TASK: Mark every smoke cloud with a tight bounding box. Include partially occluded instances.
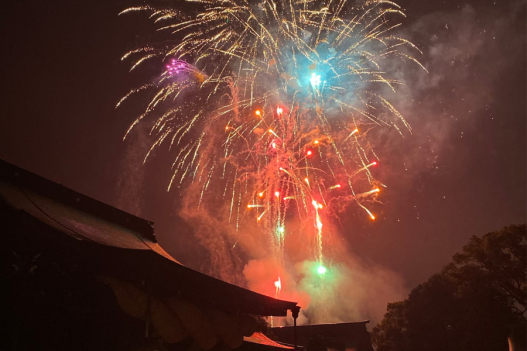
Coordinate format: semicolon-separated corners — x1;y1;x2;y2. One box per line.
374;1;525;183
178;172;407;325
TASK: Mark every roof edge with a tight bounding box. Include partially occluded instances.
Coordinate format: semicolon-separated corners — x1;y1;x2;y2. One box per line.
0;158;156;242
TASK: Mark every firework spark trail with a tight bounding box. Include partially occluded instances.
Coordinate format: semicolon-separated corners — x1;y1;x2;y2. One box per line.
119;0;424;291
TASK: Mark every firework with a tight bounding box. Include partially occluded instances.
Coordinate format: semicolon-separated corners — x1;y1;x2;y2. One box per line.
274;277;282;297
119;0;424;286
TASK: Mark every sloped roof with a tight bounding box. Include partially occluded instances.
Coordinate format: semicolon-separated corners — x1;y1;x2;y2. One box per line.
0;158;298;317
244;332;294;350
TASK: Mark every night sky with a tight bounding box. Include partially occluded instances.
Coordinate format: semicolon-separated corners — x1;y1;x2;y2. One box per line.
0;0;525;305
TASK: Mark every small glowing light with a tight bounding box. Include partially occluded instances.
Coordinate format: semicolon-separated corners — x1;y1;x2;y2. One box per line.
276;106;283;116
274;191;280;198
317;265;327;275
269;129;279;138
318;203;323;209
306;150;313;156
372;161;378;166
225;126;229;131
314;140;319;144
278;226;285;234
257;211;267;221
258;192;264;197
255;109;261;116
365;188;381;195
304;177;309;185
345;128;359;140
274;277;281;290
310;73;321;88
272;142;277;149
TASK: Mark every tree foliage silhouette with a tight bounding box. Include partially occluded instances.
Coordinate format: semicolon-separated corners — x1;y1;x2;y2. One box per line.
371;224;526;351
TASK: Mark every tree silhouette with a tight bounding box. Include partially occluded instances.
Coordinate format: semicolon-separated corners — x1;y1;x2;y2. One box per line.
372;224;526;351
451;224;526;317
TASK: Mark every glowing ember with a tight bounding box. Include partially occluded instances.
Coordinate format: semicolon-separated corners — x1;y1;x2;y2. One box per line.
309;73;321;88
274;277;281;290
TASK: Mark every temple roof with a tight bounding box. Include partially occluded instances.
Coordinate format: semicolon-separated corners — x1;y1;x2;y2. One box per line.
0;158;298;317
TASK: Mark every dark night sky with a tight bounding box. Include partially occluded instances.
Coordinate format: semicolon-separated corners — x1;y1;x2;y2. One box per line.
0;0;525;294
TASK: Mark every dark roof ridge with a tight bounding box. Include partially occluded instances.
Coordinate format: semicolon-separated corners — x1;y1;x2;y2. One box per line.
0;158;156;242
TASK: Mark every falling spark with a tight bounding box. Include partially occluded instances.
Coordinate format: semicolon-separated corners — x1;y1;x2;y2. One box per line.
359;203;376;220
313;200;324;262
269;129;279;138
345;128;359;140
366;188;380;195
274;277;282;293
257;210;267;221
